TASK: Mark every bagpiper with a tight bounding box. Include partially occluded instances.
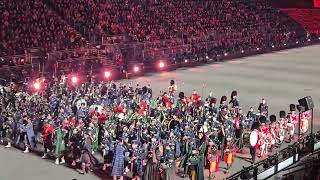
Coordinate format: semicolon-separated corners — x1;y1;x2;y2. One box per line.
41;120;54;159
207;137;220;179
258;122;269;157
130;140;144;180
224;130;236;173
300;111;310;135
161;151;176;180
168;80;177;100
279;110;287;144
249;126;260;164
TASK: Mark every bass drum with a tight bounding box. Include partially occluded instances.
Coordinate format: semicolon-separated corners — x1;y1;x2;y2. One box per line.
250;130;258;147
242;129;251;146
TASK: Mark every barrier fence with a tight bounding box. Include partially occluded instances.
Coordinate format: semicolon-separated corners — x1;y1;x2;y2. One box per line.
226;131;320;180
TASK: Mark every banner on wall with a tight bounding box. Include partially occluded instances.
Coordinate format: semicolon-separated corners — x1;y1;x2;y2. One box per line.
315;0;320;8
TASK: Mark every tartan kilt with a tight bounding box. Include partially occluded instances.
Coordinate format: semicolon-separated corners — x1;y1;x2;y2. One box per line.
111;145;125;176
111;158;124;176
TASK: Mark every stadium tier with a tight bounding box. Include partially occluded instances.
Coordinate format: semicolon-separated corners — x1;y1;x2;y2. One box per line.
1;0;320;84
0;0;89;56
1;0;307;55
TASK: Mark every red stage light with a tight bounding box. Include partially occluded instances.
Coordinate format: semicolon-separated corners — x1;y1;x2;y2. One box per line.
104;71;111;78
133;66;140;73
71;76;78;84
33;82;41;90
159;61;165;68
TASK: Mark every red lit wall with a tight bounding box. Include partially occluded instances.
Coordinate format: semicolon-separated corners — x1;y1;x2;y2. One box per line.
315;0;320;7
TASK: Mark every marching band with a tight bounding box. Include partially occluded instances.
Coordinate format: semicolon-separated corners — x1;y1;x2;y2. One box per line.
0;79;311;179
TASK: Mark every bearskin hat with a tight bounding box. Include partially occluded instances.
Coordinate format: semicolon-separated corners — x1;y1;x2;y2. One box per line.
220;95;227;104
210;97;217;104
270;114;276;123
279;110;286;118
231;90;237;99
179;92;184;99
289;104;296;112
170;80;175;86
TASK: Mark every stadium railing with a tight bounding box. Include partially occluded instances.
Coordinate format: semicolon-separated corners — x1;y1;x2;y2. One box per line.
225;130;320;180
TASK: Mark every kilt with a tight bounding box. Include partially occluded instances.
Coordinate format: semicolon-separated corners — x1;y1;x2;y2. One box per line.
209;162;217;173
112;144;125;176
81;152;91;164
104;151;114;164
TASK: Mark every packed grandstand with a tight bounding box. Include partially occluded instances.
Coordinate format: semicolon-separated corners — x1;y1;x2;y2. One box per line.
1;0;320;83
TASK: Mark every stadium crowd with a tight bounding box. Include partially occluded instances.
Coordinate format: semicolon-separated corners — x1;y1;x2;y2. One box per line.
0;0;308;59
1;0;317;86
48;0;306;43
45;0;309;66
0;0;88;56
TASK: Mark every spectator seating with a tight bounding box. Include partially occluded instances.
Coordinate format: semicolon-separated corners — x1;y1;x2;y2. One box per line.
1;0;308;61
0;0;88;56
48;0;306;47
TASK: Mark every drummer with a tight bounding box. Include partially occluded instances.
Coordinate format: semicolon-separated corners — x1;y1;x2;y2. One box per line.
249;126;260;164
246;107;256;129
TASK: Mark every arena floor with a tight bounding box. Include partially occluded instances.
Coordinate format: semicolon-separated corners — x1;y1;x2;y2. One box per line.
1;44;320;180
